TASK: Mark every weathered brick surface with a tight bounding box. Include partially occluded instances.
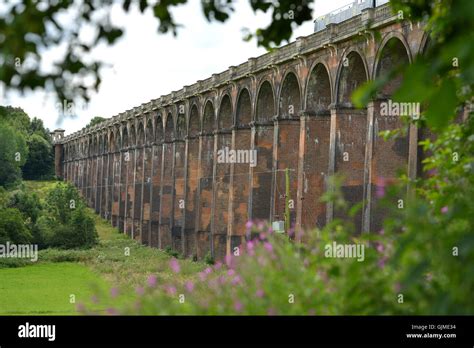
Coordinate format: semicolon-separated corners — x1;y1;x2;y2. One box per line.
57;5;429;259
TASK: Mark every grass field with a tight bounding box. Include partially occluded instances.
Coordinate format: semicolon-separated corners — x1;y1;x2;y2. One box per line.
0;180;206;315
0;263;109;315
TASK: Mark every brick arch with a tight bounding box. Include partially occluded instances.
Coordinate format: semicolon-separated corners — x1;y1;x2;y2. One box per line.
305;61;332;113
202;100;215;132
278;70;302;118
419;31;432;56
129;124;136;146
218;93;233;129
165;113;174;142
136;121;145;146
236;87;252;126
336;49;369;107
188;103;200;137
145;119;153;144
155;114;163;142
109;130;116;152
121;126;129;148
98;133;104;154
256;79;275;122
176;112;186;140
90;136;96;156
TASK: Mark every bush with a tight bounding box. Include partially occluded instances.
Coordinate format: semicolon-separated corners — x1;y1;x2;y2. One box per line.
34;182;98;249
49;209;98;249
0;208;32;244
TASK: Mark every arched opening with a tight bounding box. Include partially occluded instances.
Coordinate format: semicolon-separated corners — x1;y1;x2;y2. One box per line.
279;72;301;118
136;122;145;146
189;104;200;137
256;80;275;122
376;37;410;97
218;94;232;129
155;115;163;142
236;88;252;126
306;63;331;113
202;101;215;132
146;120;153;145
129;125;136;146
165;114;174;142
122;127;129;148
109;131;115;153
176;113;186;140
337;51;367;106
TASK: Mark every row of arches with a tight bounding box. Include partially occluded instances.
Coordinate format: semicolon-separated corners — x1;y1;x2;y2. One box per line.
65;35;412;161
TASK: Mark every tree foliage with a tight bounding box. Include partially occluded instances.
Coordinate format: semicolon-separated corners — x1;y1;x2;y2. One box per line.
0;0;313;106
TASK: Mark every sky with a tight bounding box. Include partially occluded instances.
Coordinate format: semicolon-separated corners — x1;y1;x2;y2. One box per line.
2;0;354;135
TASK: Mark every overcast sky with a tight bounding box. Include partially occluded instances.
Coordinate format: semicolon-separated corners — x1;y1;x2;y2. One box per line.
3;0;353;135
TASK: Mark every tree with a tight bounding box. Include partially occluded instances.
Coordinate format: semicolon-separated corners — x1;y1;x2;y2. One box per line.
22;134;54;180
29;117;51;142
86;116;106;128
0;122;28;188
0;0;313;107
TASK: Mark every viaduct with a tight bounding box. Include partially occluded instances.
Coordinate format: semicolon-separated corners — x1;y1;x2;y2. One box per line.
52;3;430;260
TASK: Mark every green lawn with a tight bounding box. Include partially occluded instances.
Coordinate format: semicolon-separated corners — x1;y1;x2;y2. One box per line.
0;262;109;315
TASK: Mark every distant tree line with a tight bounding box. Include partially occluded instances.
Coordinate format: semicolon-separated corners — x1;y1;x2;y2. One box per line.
0;106;55;187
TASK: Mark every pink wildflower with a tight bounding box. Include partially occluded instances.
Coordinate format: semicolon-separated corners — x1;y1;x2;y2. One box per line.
110;287;119;298
234;301;243;312
185;281;194;292
263;242;273;253
441;206;448;214
169;258;180;273
147;275;157;288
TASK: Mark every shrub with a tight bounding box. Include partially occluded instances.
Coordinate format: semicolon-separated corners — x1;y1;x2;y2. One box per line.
49;209;98;249
0;208;32;244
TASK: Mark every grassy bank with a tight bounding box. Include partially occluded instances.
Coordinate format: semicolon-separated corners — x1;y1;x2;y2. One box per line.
0;180;206;315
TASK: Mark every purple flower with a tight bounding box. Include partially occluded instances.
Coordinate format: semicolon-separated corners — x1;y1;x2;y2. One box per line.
213;261;223;270
256;289;265;298
377;257;387;269
110;287;119;298
147;275;157;288
204;267;212;274
231;275;242;285
227;269;235;277
376;243;384;253
263;242;273;253
441;206;448;214
245;220;253;230
225;254;234;268
76;303;85;312
246;240;255;251
166;285;177;296
169;258;180;273
91;295;99;304
199;272;207;282
106;307;119;315
267;307;277;316
185;281;194;292
135;287;145;296
234;301;243;312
